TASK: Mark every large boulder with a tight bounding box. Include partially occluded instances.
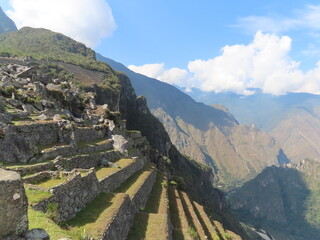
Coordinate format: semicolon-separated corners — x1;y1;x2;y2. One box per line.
0;169;28;238
25;228;50;240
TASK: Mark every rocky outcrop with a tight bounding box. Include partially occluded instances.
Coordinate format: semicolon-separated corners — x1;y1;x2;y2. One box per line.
0;169;28;238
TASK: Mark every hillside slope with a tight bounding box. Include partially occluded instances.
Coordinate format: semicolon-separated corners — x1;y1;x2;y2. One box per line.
98;55;287;188
0;27;250;239
0;7;17;35
183;89;320;163
229;160;320;240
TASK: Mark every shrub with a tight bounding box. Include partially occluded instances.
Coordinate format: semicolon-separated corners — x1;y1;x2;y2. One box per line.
161;181;168;188
45;202;59;222
1;85;16;97
170;181;178;187
222;232;232;240
188;227;198;238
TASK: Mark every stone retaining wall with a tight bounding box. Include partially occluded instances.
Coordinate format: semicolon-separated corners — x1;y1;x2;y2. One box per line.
101;194;133;240
50;170;100;221
7;161;56;177
22;171;57;184
13;122;60;146
74;126;106;143
102;168;157;239
131;168;157;212
0;122;109;163
100;157;146;192
54;150;122;171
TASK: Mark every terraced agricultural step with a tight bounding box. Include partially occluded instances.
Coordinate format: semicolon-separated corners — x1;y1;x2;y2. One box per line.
54;150;123;170
127;172;171;240
116;164;157;212
67;192;133;240
37;138;113;162
192;201;220;240
99;157;146;193
3;160;55;176
169;187;192;240
67;165;156;240
180;191;207;240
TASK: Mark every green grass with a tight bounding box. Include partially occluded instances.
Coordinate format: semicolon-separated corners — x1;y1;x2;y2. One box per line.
28;207;77;239
143;172;164;213
36;176;67;188
95;158;134;180
66;192;124;239
126;171;169;240
25;188;53;204
4;160;51;169
28;192;122;239
77;138;109;149
115;164;153;196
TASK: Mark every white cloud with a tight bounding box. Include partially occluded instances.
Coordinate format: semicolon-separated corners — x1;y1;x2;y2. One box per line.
128;63;191;86
129;32;320;95
233;4;320;34
7;0;116;47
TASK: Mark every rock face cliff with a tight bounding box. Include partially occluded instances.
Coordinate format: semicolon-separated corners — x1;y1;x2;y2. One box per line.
97;55;287;188
0;27;250;239
0;7;17;35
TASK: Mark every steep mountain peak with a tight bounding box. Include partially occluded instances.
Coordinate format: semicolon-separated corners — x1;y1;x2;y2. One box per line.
0;7;17;34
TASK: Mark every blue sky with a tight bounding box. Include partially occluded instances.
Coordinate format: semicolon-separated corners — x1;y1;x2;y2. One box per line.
2;0;320;95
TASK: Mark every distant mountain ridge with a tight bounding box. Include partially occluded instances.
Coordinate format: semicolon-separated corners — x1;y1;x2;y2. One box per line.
181;88;320;163
0;7;17;34
98;55;288;188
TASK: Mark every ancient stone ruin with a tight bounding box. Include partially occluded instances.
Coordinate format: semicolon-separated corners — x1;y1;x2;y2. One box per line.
0;59;241;240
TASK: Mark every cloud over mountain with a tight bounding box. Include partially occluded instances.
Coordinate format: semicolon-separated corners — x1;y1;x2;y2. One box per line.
129;31;320;95
7;0;116;47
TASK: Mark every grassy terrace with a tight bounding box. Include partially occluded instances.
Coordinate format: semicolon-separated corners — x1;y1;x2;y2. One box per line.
95;158;135;181
25;187;53;205
3;160;51;169
127;172;170;240
192;201;221;240
115;163;154;196
28;191;127;239
38;142;68;152
180;191;206;240
77;138;110;149
169;187;191;240
28;163;152;239
66;193;126;239
34;172;67;188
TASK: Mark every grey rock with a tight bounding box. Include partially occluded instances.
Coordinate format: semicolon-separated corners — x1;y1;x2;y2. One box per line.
22;104;36;113
112;134;129;154
25;228;50;240
46;83;61;92
0;169;28;238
